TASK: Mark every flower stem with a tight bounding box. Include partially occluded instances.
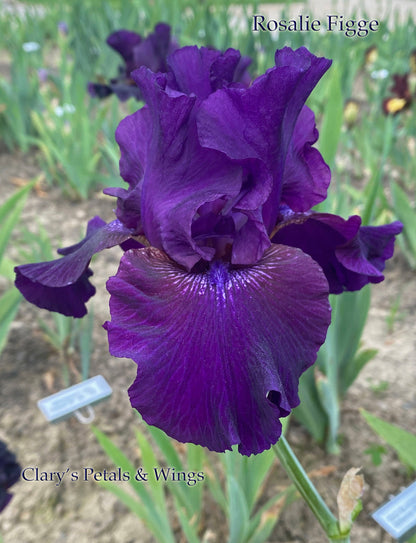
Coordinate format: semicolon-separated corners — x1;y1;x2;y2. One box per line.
273;436;349;542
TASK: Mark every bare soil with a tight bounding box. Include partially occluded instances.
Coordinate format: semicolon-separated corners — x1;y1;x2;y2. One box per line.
0;142;415;543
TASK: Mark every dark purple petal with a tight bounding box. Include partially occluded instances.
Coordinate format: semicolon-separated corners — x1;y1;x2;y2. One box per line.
122;47;330;267
231;208;271;265
15;219;133;317
234;54;252;86
107;29;142;72
198;67;291;162
335;221;403;290
87;81;114;99
166;46;248;98
107;81;142;102
88;80;142;102
0;440;21;513
167;46;226;97
131;23;177;74
104;107;152;233
389;73;411;100
211;48;251;89
57;215;106;255
115;107;148;186
281;106;330;212
272;212;403;293
272;212;361;293
120;238;145;251
15;267;95;318
197;47;331;232
127;67;243;269
107;24;177;77
104;245;330;455
89;24;178;103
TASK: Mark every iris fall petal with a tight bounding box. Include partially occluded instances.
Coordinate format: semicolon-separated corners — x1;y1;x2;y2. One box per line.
104;245;331;455
272;212;403;293
14;218;133;317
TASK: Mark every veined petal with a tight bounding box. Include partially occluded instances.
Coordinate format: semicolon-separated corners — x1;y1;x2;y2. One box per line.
15;219;133;317
104;245;330;455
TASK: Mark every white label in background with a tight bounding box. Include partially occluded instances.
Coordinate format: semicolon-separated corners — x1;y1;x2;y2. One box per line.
37;375;112;423
372;481;416;542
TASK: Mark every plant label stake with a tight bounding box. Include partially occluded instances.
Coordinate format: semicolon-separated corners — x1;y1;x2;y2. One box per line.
37;375;112;424
372;481;416;542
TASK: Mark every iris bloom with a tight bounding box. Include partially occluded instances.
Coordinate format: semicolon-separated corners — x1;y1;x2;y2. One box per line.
15;46;402;455
0;440;21;513
88;23;178;101
383;73;412;115
383;50;416;114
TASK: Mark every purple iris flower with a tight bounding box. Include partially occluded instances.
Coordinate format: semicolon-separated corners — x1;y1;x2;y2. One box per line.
88;23;179;102
0;440;21;513
15;46;402;455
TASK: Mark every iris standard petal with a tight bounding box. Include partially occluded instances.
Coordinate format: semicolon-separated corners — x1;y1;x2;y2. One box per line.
234;54;252;86
131;23;176;74
231;208;271;265
107;25;176;75
197;47;330;165
129;67;243;268
106;29;142;71
281;105;330;212
167;46;247;98
167;46;222;98
104;107;153;233
104;244;330;455
89;24;178;103
14;219;133;317
197;47;331;232
272;212;403;293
